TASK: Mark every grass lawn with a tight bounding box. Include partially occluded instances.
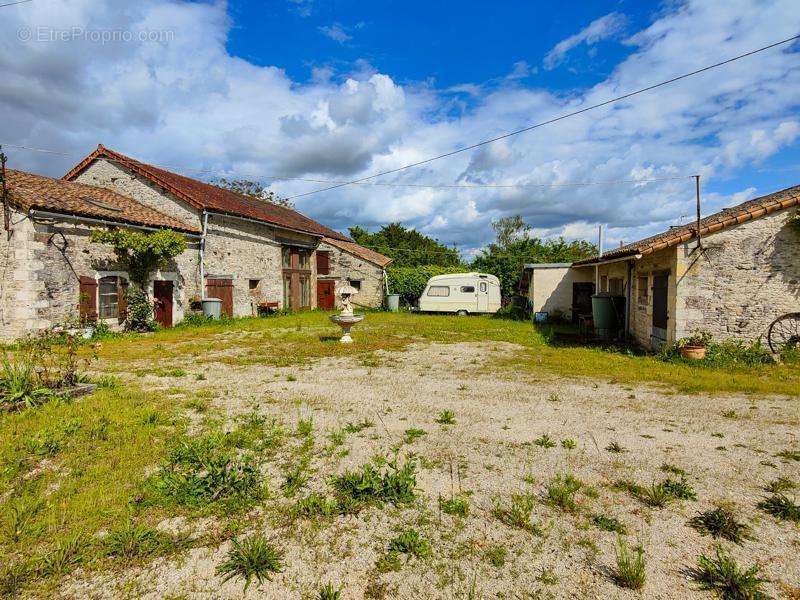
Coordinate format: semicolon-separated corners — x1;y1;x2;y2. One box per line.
1;311;797;598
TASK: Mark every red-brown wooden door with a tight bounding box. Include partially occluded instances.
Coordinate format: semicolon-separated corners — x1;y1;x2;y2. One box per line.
153;280;174;328
206;278;234;317
317;280;335;310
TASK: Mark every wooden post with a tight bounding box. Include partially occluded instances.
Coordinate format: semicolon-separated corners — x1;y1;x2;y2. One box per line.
0;147;10;239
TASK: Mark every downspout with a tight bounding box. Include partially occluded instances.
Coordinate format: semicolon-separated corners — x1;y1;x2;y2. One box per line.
625;259;634;341
199;211;208;299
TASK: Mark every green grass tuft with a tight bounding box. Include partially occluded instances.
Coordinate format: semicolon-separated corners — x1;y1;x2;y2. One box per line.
757;494;800;523
592;513;627;534
216;535;284;590
435;410;456;425
613;537;646;590
690;545;769;599
688;506;752;544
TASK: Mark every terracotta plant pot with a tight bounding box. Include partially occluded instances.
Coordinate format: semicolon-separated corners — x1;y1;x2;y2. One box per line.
679;345;707;360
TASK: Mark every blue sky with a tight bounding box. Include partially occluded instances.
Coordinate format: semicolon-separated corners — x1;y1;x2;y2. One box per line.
2;0;799;253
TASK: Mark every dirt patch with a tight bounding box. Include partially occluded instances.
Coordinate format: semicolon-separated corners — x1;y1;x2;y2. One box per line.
62;342;799;599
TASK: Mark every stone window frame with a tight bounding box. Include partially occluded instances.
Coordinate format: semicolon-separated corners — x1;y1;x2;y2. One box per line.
637;275;649;306
93;270;130;325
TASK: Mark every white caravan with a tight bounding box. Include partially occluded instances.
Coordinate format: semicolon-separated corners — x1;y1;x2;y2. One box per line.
418;273;501;315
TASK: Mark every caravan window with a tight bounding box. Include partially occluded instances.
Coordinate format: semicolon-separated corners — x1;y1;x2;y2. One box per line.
479;282;487;293
460;285;475;293
427;286;450;297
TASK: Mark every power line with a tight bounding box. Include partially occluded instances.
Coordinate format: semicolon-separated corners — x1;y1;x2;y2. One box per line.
0;142;695;190
284;34;800;201
0;0;33;8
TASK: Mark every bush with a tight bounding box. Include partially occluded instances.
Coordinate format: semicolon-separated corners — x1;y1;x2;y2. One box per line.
124;287;156;332
386;265;466;305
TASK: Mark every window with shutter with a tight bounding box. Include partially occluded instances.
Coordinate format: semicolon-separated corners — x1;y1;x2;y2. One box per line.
316;251;330;275
78;276;98;323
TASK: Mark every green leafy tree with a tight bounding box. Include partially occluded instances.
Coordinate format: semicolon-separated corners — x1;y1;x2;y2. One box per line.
349;223;462;268
471;216;597;299
386;265;465;305
215;178;294;209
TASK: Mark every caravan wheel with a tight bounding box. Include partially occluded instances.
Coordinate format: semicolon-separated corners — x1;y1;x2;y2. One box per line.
456;310;468;316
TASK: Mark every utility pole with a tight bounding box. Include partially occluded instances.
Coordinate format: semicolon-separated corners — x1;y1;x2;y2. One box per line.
595;224;603;290
694;174;702;250
0;146;10;239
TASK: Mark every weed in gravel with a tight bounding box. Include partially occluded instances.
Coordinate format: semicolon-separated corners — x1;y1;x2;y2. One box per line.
613;537;646;590
317;583;343;600
493;493;542;534
2;496;41;543
330;456;417;511
547;393;560;402
637;482;672;508
296;418;313;437
536;568;559;585
103;522;166;559
722;410;738;419
764;476;795;494
689;545;769;599
688;506;752;544
343;420;374;434
439;494;469;517
216;535;284;590
387;529;431;560
375;550;403;573
484;544;507;567
282;456;311;498
403;428;427;444
660;463;688;477
605;441;627;454
561;438;577;450
776;449;800;461
662;477;698;501
757;494;800;523
37;535;84;576
534;434;556;449
154;368;186;377
291;493;339;519
592;514;627;534
435;410;456;425
546;473;584;513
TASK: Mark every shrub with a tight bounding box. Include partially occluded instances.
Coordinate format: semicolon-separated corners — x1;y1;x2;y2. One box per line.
613;537;646;590
757;494;800;523
690;545;769;599
216;535;284;590
329;456;417;511
0;355;52;410
688;506;752;544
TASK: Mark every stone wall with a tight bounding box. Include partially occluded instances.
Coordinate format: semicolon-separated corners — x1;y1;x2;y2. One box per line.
74;159;201;229
0;213;200;341
675;207;800;342
318;241;385;308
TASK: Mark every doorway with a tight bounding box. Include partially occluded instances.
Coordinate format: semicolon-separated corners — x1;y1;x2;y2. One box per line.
651;272;669;347
571;282;595;323
477;281;488;312
317;280;335;310
153;280;174;328
206;278;234;317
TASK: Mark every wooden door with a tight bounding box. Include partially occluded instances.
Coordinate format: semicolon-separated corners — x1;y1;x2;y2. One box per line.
153;280;174;328
206;278;234;317
317;280;335;310
651;272;669;343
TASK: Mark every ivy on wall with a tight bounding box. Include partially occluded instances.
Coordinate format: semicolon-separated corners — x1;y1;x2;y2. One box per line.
90;228;187;288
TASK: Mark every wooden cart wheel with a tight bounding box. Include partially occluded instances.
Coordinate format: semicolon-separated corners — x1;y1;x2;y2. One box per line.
767;312;800;354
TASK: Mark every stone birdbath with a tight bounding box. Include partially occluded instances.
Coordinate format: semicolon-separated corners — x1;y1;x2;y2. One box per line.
329;284;364;343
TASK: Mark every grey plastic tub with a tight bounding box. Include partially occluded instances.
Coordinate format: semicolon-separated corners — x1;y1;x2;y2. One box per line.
202;298;222;319
386;294;400;312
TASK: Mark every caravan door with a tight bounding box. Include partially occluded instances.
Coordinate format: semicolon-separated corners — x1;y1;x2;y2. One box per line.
477;281;489;312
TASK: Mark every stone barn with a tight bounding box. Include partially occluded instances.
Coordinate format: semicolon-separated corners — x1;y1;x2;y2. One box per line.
522;184;800;350
316;237;392;310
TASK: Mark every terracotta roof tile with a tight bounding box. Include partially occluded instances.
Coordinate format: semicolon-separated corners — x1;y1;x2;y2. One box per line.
323;236;392;267
574;184;800;265
63;145;351;241
6;169;200;233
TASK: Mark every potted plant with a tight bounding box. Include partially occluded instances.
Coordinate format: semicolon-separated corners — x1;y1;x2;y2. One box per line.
677;330;712;360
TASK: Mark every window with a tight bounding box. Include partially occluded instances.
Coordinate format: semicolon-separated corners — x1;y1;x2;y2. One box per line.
609;277;624;295
460;286;475;293
249;279;260;290
298;250;310;270
479;282;487;293
637;276;649;304
282;247;292;269
427;286;450;297
348;279;362;290
283;275;291;308
98;275;127;319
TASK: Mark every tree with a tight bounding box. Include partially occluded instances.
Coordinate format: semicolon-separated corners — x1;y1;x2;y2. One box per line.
215;178;295;209
348;223;462;268
471;215;597;299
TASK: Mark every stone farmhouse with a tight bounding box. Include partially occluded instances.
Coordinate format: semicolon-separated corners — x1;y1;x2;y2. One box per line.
523;184;800;349
0;145;390;341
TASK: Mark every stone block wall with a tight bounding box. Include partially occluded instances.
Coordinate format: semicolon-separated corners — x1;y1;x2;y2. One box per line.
0;211;39;339
318;241;385;308
675;207;800;342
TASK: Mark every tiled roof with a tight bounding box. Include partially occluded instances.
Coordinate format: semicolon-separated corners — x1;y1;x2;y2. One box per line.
6;169;200;233
322;236;393;267
574;184;800;265
63;145;351;241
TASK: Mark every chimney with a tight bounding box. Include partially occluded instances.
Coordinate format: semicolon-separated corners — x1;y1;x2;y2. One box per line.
619;240;624;248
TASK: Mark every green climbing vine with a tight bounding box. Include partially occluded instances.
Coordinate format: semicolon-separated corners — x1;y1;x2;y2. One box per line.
90;228;187;288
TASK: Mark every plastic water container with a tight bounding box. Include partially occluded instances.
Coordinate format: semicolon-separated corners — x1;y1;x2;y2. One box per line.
202;298;222;319
386;294;400;312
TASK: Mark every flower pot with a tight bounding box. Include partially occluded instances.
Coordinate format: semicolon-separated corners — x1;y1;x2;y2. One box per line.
680;345;707;360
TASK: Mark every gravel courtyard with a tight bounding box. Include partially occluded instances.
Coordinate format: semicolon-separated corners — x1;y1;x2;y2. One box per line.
62;338;800;600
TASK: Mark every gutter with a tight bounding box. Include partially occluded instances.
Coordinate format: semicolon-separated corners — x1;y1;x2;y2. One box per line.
28;209;201;238
199;210;208;298
573;252;643;268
